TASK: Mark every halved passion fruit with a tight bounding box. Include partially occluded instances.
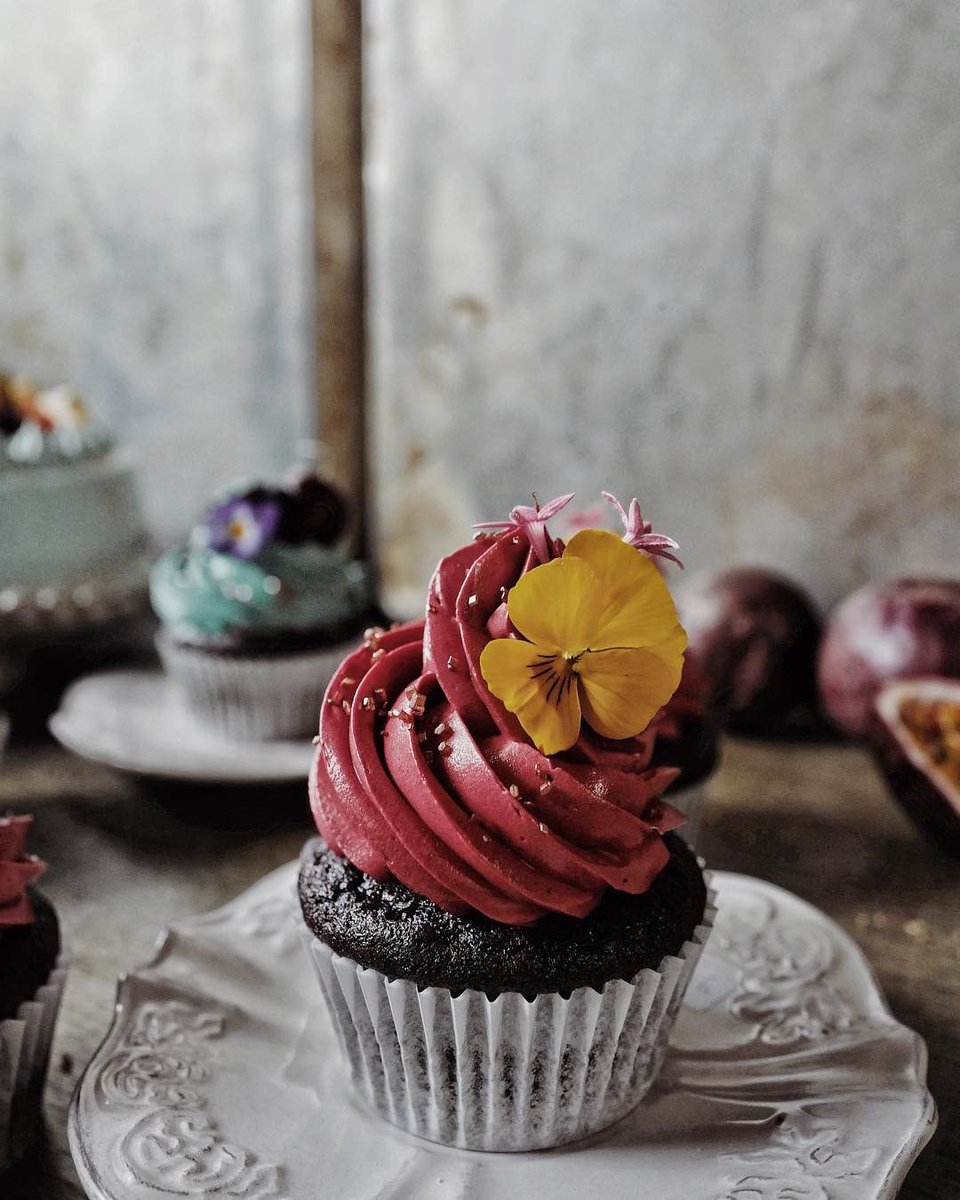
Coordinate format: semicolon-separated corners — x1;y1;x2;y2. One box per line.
871;678;960;855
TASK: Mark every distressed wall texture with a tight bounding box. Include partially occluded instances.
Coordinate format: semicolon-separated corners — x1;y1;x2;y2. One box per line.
0;0;313;542
366;1;960;615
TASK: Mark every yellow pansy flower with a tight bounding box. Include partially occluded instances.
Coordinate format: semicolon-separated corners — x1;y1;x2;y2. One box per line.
480;529;687;755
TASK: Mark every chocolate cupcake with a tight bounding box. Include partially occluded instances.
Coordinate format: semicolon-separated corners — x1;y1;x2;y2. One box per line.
299;493;715;1151
0;814;68;1171
150;469;380;740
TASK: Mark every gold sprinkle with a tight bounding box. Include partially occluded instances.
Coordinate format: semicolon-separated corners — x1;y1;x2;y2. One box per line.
508;784;520;798
311;734;321;745
388;709;400;719
341;699;351;713
538;822;548;834
371;648;385;662
499;586;507;602
397;710;415;725
447;655;458;671
434;723;447;737
539;780;554;794
437;741;452;757
426;602;438;615
342;676;356;688
467;594;478;608
904;918;930;941
361;696;374;711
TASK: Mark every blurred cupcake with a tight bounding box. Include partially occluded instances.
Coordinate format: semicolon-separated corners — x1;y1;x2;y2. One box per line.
150;470;379;741
0;814;67;1171
649;656;721;846
299;492;714;1151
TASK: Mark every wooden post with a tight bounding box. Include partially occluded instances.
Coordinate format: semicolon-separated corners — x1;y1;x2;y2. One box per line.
311;0;367;555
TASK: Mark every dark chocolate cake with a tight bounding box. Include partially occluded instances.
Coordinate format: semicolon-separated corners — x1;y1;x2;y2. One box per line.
0;891;60;1021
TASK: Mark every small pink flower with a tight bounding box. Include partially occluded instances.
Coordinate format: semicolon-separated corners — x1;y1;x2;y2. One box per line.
473;492;575;563
603;491;683;568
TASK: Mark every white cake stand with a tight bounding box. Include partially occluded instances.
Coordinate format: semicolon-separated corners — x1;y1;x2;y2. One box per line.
68;864;936;1200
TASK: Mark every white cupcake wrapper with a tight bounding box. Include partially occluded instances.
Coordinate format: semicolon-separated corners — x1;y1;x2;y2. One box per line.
0;948;69;1170
302;884;716;1152
669;783;707;849
157;634;355;741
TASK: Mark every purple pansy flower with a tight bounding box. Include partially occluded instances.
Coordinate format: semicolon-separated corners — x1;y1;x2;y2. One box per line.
204;494;283;560
603;491;683;568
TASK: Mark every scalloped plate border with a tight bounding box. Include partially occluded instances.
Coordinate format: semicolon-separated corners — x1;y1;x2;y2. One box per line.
68;866;938;1200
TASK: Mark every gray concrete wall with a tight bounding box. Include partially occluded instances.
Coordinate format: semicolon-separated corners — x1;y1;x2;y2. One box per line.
366;0;960;615
0;0;313;542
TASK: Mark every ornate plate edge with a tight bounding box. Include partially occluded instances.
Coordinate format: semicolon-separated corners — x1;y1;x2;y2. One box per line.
66;866;940;1200
715;872;939;1199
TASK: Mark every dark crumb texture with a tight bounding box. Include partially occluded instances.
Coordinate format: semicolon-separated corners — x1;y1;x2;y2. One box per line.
0;891;60;1021
298;835;707;998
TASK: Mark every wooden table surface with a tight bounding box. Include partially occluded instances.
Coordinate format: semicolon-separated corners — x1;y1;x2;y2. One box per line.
0;733;957;1199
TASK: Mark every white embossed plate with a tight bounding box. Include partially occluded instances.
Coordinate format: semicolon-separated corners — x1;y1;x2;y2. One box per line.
50;670;313;784
68;866;937;1200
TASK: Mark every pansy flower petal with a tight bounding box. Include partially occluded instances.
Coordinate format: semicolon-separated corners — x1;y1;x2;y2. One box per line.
577;646;683;741
506;554;604;654
564;529;685;653
480;638;582;754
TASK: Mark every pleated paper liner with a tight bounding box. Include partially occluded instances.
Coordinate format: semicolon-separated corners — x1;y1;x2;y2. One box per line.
156;633;350;741
303;884;716;1152
0;948;69;1170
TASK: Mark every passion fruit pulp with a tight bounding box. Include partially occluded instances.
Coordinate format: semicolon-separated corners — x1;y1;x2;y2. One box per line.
871;678;960;856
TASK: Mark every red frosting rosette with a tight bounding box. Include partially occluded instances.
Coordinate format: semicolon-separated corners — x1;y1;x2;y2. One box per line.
310;504;690;926
0;814;45;926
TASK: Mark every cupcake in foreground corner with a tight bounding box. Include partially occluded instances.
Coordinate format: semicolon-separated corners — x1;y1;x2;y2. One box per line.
150;469;379;741
298;490;715;1151
0;814;67;1171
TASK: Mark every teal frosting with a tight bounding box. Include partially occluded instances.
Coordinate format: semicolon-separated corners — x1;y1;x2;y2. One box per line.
0;419;113;469
150;540;371;641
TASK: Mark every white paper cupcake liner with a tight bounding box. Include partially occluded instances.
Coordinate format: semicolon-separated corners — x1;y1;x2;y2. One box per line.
0;948;69;1170
669;783;706;849
157;633;355;741
301;885;716;1152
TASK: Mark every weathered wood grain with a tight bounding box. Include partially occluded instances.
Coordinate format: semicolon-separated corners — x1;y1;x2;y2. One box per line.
312;0;367;553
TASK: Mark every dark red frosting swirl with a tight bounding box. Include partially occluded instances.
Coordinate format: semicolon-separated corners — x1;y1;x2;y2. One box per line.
0;814;45;926
310;530;685;925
